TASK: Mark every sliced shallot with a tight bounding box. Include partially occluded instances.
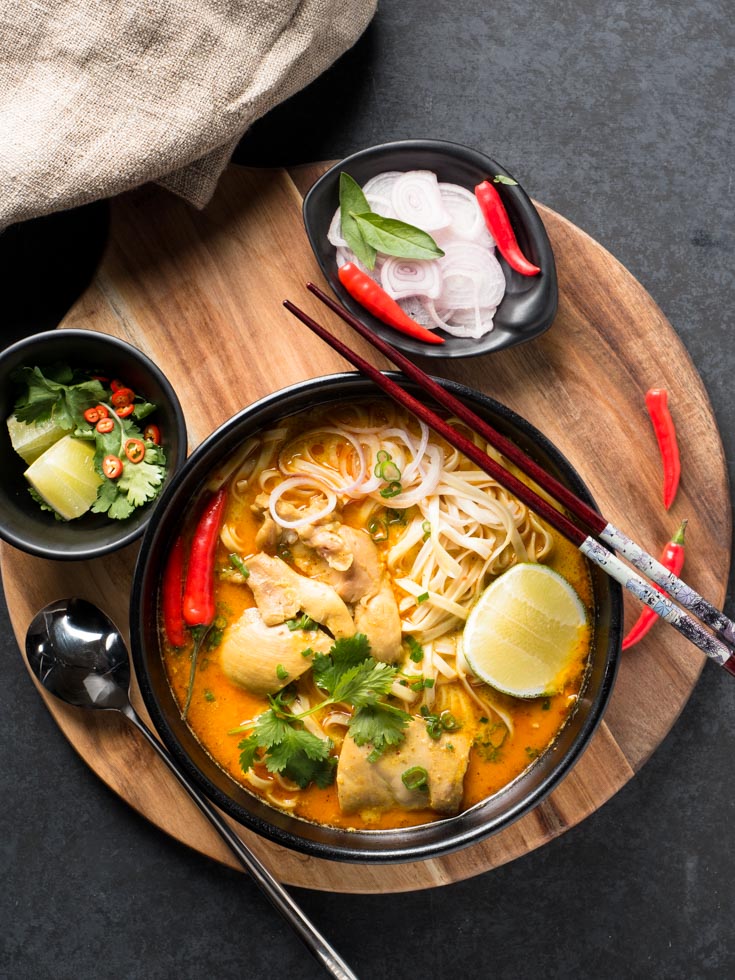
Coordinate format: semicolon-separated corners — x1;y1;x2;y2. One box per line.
391;171;451;232
381;256;442;300
438;242;506;309
438;183;494;245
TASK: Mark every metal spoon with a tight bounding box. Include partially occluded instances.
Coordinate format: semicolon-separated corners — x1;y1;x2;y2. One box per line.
25;597;357;980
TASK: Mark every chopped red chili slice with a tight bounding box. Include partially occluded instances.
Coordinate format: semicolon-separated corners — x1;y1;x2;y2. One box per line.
110;379;125;392
143;424;161;445
83;407;101;424
111;387;135;407
115;404;134;418
124;438;146;464
102;454;123;479
96;417;115;434
95;404;109;419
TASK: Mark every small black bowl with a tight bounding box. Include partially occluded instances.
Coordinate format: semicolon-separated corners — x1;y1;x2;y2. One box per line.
0;329;187;560
131;373;620;864
302;139;558;359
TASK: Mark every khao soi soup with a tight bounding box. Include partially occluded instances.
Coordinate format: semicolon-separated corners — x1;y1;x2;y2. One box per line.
160;400;593;831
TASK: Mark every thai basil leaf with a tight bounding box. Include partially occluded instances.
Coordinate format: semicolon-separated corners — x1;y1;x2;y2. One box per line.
339;172;377;270
352;213;445;261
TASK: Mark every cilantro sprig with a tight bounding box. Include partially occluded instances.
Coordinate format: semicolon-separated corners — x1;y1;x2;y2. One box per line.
235;634;411;788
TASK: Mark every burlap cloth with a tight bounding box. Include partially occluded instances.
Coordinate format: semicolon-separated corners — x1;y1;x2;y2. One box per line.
0;0;377;229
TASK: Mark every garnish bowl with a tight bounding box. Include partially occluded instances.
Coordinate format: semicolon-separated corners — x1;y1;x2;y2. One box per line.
130;372;620;864
0;328;187;561
302;139;558;359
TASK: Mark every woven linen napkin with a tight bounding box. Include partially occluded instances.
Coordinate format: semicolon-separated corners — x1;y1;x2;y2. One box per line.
0;0;376;229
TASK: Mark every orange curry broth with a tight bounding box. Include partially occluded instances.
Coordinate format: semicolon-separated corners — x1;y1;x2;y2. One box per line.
160;440;594;832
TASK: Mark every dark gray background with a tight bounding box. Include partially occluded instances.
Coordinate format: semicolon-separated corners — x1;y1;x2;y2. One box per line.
2;2;733;977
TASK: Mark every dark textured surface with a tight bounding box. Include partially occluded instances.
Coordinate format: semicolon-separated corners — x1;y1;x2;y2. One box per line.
2;2;733;977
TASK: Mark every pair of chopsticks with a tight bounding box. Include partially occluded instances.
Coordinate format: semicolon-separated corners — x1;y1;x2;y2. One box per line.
283;285;735;677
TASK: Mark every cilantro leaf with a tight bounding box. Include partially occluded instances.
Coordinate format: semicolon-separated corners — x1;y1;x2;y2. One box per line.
11;366;105;427
349;703;411;760
331;660;398;706
237;709;336;789
312;633;372;693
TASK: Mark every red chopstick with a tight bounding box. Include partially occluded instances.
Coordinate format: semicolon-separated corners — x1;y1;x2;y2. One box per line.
302;283;735;657
282;295;735;676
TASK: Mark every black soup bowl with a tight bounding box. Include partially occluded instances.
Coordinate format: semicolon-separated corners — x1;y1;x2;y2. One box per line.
131;373;621;863
303;139;558;359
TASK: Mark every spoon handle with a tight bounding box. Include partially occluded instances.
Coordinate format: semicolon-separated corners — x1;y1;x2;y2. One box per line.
122;704;358;980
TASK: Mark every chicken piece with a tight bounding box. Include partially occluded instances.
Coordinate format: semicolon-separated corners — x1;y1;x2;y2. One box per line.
292;525;383;604
298;523;353;571
337;694;475;815
254;514;280;553
220;608;333;696
246;552;355;637
353;577;402;663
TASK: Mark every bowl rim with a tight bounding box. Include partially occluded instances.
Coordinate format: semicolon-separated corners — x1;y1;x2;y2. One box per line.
130;372;621;863
302;137;558;359
0;328;188;560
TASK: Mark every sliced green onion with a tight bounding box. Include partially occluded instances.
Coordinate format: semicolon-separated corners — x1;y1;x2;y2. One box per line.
276;664;289;681
367;516;388;542
376;449;391;463
439;710;461;731
229;553;249;578
421;520;431;541
401;766;429;792
380;481;403;499
406;636;424;663
417;592;429;604
380;460;402;482
286;613;318;631
386;508;406;526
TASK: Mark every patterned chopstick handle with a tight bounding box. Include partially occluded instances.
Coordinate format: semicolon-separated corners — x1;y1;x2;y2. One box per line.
580;536;733;668
601;523;735;650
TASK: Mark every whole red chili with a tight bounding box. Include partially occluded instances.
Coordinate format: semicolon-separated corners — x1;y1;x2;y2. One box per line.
181;488;227;718
645;387;680;510
622;520;687;650
162;536;186;647
474;181;541;276
338;263;444;345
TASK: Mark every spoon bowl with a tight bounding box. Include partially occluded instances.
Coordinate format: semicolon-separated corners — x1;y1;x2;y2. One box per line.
24;597;356;980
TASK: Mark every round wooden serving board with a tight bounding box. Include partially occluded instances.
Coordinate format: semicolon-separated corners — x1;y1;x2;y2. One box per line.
3;164;730;893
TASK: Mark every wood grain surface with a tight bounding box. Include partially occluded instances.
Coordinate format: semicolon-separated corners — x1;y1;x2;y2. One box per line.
2;163;729;893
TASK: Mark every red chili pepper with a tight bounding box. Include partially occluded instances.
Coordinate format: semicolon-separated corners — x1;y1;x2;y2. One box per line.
96;417;115;434
338;263;444;345
111;387;135;408
83;407;101;424
110;379;125;392
181;488;227;718
622;520;687;650
116;403;134;418
102;454;123;479
645;388;681;510
95;404;110;419
162;536;186;647
143;423;161;445
474;181;541;276
124;438;146;464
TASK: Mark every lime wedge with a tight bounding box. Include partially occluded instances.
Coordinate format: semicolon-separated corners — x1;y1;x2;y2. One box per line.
7;413;71;465
24;435;102;520
463;563;587;698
